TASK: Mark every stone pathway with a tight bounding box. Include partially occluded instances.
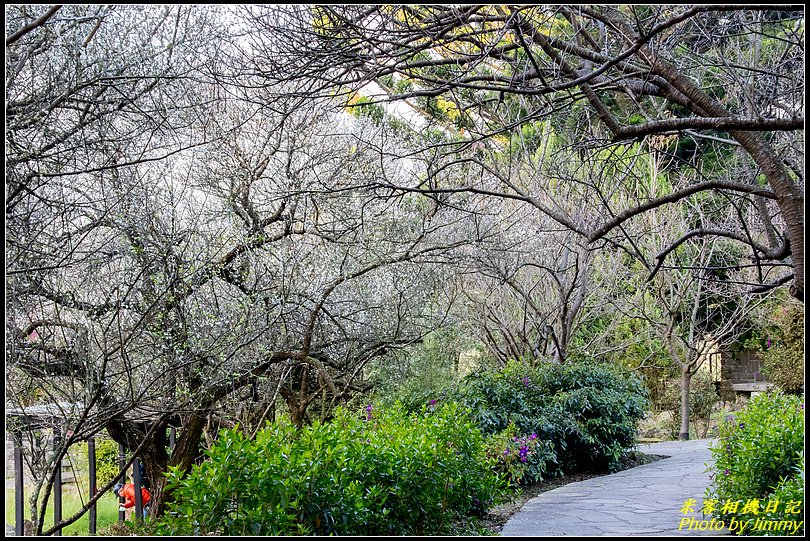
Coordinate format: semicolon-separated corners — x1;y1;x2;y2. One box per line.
501;439;730;536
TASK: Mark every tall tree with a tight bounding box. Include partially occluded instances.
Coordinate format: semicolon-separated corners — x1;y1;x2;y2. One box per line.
6;6;469;529
615;201;766;440
459;191;598;364
6;4;226;530
255;5;804;301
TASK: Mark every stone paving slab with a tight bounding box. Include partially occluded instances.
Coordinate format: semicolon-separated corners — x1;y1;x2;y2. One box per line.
501;439;732;536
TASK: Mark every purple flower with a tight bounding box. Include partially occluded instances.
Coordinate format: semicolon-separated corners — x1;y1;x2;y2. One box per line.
428;399;436;406
504;449;510;456
529;433;538;440
766;338;771;348
724;469;730;476
522;376;530;386
739;422;745;429
365;404;373;420
519;445;529;462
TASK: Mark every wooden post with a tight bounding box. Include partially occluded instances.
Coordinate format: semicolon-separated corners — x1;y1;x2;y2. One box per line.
14;432;24;536
118;444;126;522
88;438;97;534
133;457;143;521
53;430;63;536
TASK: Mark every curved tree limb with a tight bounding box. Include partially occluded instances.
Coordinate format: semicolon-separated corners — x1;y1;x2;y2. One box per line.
647;228;790;282
5;5;62;46
611;116;803;141
589;181;777;242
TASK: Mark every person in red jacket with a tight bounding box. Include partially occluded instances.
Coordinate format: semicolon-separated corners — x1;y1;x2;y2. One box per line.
114;482;151;518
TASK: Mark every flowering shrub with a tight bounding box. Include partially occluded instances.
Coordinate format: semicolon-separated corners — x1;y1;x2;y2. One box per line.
706;391;804;534
485;422;555;485
156;402;505;536
456;360;648;476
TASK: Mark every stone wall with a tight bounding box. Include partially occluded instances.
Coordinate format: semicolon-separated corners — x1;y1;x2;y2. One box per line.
730;350;764;383
719;350;765;401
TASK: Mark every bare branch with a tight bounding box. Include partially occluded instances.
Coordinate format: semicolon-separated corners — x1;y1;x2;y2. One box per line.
589;181;777;242
612;116;804;141
5;5;62;46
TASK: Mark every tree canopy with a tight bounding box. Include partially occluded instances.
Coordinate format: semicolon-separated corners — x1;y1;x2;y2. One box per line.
4;4;804;533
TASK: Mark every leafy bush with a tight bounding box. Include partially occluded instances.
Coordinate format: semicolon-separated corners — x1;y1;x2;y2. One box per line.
706;392;804;534
455;361;648;476
94;438;121;486
750;470;805;536
484;422;556;485
371;328;467;412
759;304;804;394
72;437;120;486
156;402;505;536
569;310;672;409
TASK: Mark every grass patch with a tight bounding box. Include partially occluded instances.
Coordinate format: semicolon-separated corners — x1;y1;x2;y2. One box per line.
5;488;120;535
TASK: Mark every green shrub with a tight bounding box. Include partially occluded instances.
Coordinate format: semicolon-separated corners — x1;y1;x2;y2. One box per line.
484;422;556;485
455;360;648;476
94;438;121;486
759;304;804;394
156;402;505;536
749;469;804;536
372;332;462;412
706;392;804;534
70;437;120;486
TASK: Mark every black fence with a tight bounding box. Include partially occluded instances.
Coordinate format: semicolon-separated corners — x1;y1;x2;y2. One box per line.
11;427;176;536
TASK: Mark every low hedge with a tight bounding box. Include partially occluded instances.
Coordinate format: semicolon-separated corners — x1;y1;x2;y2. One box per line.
156;402;505;536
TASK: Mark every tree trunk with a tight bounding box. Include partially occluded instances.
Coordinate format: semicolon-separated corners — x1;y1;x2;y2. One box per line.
287;398;306;428
679;367;691;441
139;429;170;519
149;414;207;516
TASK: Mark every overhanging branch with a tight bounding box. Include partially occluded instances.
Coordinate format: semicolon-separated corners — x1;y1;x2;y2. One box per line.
612;117;804;141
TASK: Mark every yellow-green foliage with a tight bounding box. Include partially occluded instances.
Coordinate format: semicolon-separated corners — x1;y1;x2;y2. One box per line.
72;438;120;486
